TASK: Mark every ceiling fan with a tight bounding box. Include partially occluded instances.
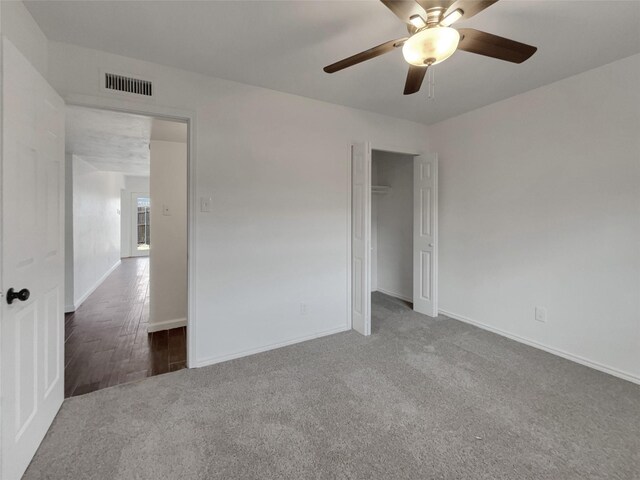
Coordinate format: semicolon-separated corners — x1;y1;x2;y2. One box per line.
323;0;537;95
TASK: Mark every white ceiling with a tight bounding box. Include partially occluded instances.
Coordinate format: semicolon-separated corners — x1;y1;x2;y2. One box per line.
28;1;640;125
66;106;152;176
66;107;187;176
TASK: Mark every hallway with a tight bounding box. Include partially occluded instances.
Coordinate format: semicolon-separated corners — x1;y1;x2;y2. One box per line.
64;257;186;397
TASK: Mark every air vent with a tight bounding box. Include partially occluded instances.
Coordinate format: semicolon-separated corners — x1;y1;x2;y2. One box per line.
105;72;152;96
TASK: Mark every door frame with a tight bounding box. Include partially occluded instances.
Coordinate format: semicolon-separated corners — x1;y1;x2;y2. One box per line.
131;191;151;257
347;142;437;333
65;95;198;368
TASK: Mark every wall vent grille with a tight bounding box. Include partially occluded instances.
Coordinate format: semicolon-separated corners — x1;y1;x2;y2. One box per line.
105;73;152;96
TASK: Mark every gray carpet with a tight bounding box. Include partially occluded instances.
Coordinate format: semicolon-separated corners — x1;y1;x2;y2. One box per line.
25;293;640;480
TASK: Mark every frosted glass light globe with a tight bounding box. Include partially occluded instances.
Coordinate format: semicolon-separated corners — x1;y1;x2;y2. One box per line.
402;27;460;66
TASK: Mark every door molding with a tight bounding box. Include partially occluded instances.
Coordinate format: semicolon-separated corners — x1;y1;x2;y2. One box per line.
64;95;198;368
348;142;438;334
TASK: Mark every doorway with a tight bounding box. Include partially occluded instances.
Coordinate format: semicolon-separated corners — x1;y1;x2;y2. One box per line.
63;106;189;397
133;193;151;256
0;40;196;479
350;143;438;336
372;150;414;304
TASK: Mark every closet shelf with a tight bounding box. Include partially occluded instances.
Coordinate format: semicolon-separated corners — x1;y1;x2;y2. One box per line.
372;185;391;195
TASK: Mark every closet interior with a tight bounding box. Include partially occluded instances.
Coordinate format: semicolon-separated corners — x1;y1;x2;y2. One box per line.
371;150;415;303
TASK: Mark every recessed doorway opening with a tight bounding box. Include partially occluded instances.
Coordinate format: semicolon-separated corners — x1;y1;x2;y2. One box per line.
350;143;438;336
64;106;189;397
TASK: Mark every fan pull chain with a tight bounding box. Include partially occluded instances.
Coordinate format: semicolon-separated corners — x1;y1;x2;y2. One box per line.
427;68;435;100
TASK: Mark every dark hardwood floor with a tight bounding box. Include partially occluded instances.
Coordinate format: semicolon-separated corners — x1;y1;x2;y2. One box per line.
64;257;186;398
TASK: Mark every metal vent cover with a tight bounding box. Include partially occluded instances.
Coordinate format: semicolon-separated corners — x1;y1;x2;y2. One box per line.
105;72;152;96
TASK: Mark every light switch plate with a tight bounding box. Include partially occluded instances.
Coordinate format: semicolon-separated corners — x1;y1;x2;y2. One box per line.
162;204;171;216
535;306;547;323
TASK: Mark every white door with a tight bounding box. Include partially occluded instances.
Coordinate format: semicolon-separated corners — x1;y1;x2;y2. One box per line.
351;143;371;335
413;154;438;317
1;39;65;480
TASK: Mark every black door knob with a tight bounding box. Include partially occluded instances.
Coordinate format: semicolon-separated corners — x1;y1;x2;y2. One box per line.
6;288;30;305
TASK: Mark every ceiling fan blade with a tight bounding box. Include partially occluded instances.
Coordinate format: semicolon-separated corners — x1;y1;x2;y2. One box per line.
324;38;407;73
457;29;537;64
443;0;498;23
380;0;427;24
404;65;428;95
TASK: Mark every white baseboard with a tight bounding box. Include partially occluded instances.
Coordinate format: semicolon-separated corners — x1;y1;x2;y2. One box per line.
439;309;640;386
147;317;187;333
375;288;413;303
73;260;121;311
64;305;75;313
193;324;350;368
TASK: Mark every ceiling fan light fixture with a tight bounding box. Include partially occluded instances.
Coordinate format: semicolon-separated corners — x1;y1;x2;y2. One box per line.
440;9;463;27
409;14;427;29
402;26;460;66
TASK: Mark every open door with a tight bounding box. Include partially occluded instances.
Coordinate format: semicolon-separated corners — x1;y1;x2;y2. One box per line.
1;39;65;479
351;143;371;335
413;154;438;317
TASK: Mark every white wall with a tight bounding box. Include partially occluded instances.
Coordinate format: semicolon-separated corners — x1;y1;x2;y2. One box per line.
0;1;47;77
429;54;640;383
373;151;414;301
46;41;430;366
120;175;150;258
149;140;187;331
3;2;638;383
72;155;124;308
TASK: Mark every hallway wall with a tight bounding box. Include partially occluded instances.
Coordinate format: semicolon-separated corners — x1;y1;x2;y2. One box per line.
148;140;187;332
72;155;125;309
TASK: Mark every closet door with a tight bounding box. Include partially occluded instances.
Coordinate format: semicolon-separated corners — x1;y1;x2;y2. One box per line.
413;154;438;317
351;143;371;335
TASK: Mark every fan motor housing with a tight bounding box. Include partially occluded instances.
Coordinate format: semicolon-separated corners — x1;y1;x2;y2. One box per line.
425;8;445;26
